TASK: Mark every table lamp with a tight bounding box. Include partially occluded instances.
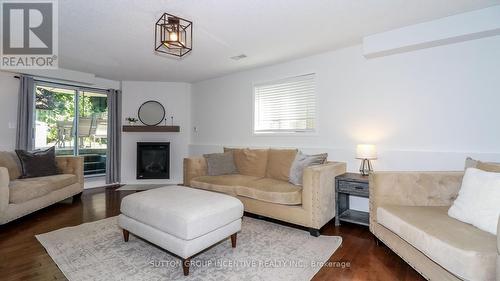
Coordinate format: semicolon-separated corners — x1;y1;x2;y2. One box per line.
356;144;377;176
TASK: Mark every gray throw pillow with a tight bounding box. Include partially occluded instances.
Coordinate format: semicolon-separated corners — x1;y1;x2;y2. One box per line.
203;151;238;176
464;157;478;169
15;146;59;178
289;152;328;186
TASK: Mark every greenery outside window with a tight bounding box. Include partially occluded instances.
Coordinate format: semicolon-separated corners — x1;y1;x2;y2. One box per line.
34;83;109;176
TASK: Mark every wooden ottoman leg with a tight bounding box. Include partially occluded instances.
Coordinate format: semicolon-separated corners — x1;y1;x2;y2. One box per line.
309;228;320;237
182;258;190;276
231;233;237;248
123;229;129;242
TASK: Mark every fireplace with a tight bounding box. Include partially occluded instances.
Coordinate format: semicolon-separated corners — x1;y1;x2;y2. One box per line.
136;142;170;179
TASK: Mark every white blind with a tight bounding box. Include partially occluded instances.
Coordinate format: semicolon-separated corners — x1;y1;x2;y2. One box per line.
254;74;316;133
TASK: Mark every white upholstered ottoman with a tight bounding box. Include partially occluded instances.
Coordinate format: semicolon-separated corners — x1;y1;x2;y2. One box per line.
118;185;243;275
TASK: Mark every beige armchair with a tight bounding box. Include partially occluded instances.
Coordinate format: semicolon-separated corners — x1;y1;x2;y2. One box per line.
0;154;84;224
370;171;499;281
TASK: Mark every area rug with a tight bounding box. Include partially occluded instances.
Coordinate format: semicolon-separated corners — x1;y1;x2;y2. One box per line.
36;217;342;281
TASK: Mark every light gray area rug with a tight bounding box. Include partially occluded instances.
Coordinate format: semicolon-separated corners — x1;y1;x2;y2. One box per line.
36;217;342;281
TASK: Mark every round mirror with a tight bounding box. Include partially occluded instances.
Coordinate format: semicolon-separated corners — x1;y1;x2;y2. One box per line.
138;101;165;126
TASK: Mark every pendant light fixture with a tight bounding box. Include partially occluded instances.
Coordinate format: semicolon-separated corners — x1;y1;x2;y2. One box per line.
155;13;192;57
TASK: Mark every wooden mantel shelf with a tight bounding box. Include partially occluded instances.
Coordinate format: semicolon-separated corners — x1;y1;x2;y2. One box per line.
122;125;180;132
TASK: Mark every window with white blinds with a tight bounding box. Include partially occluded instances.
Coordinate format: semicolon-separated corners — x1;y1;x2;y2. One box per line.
254;74;316;133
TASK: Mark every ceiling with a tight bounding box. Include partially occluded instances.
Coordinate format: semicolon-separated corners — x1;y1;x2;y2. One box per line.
59;0;500;82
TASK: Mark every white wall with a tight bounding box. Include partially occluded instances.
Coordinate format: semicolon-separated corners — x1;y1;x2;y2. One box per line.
191;35;500;211
121;81;191;185
363;6;500;58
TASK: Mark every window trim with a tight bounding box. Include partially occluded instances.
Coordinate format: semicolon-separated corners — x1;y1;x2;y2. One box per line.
252;73;318;136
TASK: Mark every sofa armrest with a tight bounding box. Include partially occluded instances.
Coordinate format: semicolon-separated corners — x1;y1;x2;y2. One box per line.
302;161;346;229
183;157;207;186
56;156;84;185
369;171;463;231
0;167;9;213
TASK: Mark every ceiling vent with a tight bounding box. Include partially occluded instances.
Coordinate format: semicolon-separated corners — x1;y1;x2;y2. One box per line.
230;54;247;60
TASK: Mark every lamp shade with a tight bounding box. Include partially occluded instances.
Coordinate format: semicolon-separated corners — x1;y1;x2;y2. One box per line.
356;144;377;160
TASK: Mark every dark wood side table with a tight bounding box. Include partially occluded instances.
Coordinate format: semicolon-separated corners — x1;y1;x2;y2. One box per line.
335;173;369;226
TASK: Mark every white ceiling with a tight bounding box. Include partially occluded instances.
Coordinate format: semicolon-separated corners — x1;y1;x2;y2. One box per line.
59;0;500;82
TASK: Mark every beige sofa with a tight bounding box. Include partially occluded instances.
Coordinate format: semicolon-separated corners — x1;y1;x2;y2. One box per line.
183;148;346;236
0;151;84;224
370;171;499;281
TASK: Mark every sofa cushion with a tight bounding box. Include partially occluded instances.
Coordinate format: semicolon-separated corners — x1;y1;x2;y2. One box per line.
266;149;297;181
192;175;302;205
191;174;260;195
18;174;78;192
0;151;22;180
477;161;500;173
203;152;238;176
465;157;500;172
9;180;52;204
224;148;268;177
15;147;59;178
237;178;302;205
377;205;497;281
8;174;78;204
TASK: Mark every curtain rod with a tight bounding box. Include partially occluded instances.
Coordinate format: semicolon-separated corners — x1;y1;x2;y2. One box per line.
14;75;110;92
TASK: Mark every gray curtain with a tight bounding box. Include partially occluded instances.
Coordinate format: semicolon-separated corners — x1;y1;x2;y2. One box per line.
16;76;35;150
106;89;122;184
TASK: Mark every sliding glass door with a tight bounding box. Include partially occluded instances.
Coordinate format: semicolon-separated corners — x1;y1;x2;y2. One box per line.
78;90;108;175
34;84;108;176
34;85;76;151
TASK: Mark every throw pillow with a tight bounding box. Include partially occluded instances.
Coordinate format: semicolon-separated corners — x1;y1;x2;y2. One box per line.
464;157;478;169
203;151;238;176
15;147;59;178
224;147;269;177
266;148;298;181
289;151;328;186
448;168;500;235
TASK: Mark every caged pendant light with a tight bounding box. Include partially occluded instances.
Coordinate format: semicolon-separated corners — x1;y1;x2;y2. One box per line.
155;13;192;57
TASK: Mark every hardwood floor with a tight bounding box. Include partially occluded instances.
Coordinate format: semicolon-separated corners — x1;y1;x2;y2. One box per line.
0;187;425;281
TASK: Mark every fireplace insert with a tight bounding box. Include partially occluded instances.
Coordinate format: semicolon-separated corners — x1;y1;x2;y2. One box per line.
136;142;170;179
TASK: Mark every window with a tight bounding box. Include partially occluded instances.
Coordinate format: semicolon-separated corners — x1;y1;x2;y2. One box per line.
254;73;316;133
34;83;109;176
